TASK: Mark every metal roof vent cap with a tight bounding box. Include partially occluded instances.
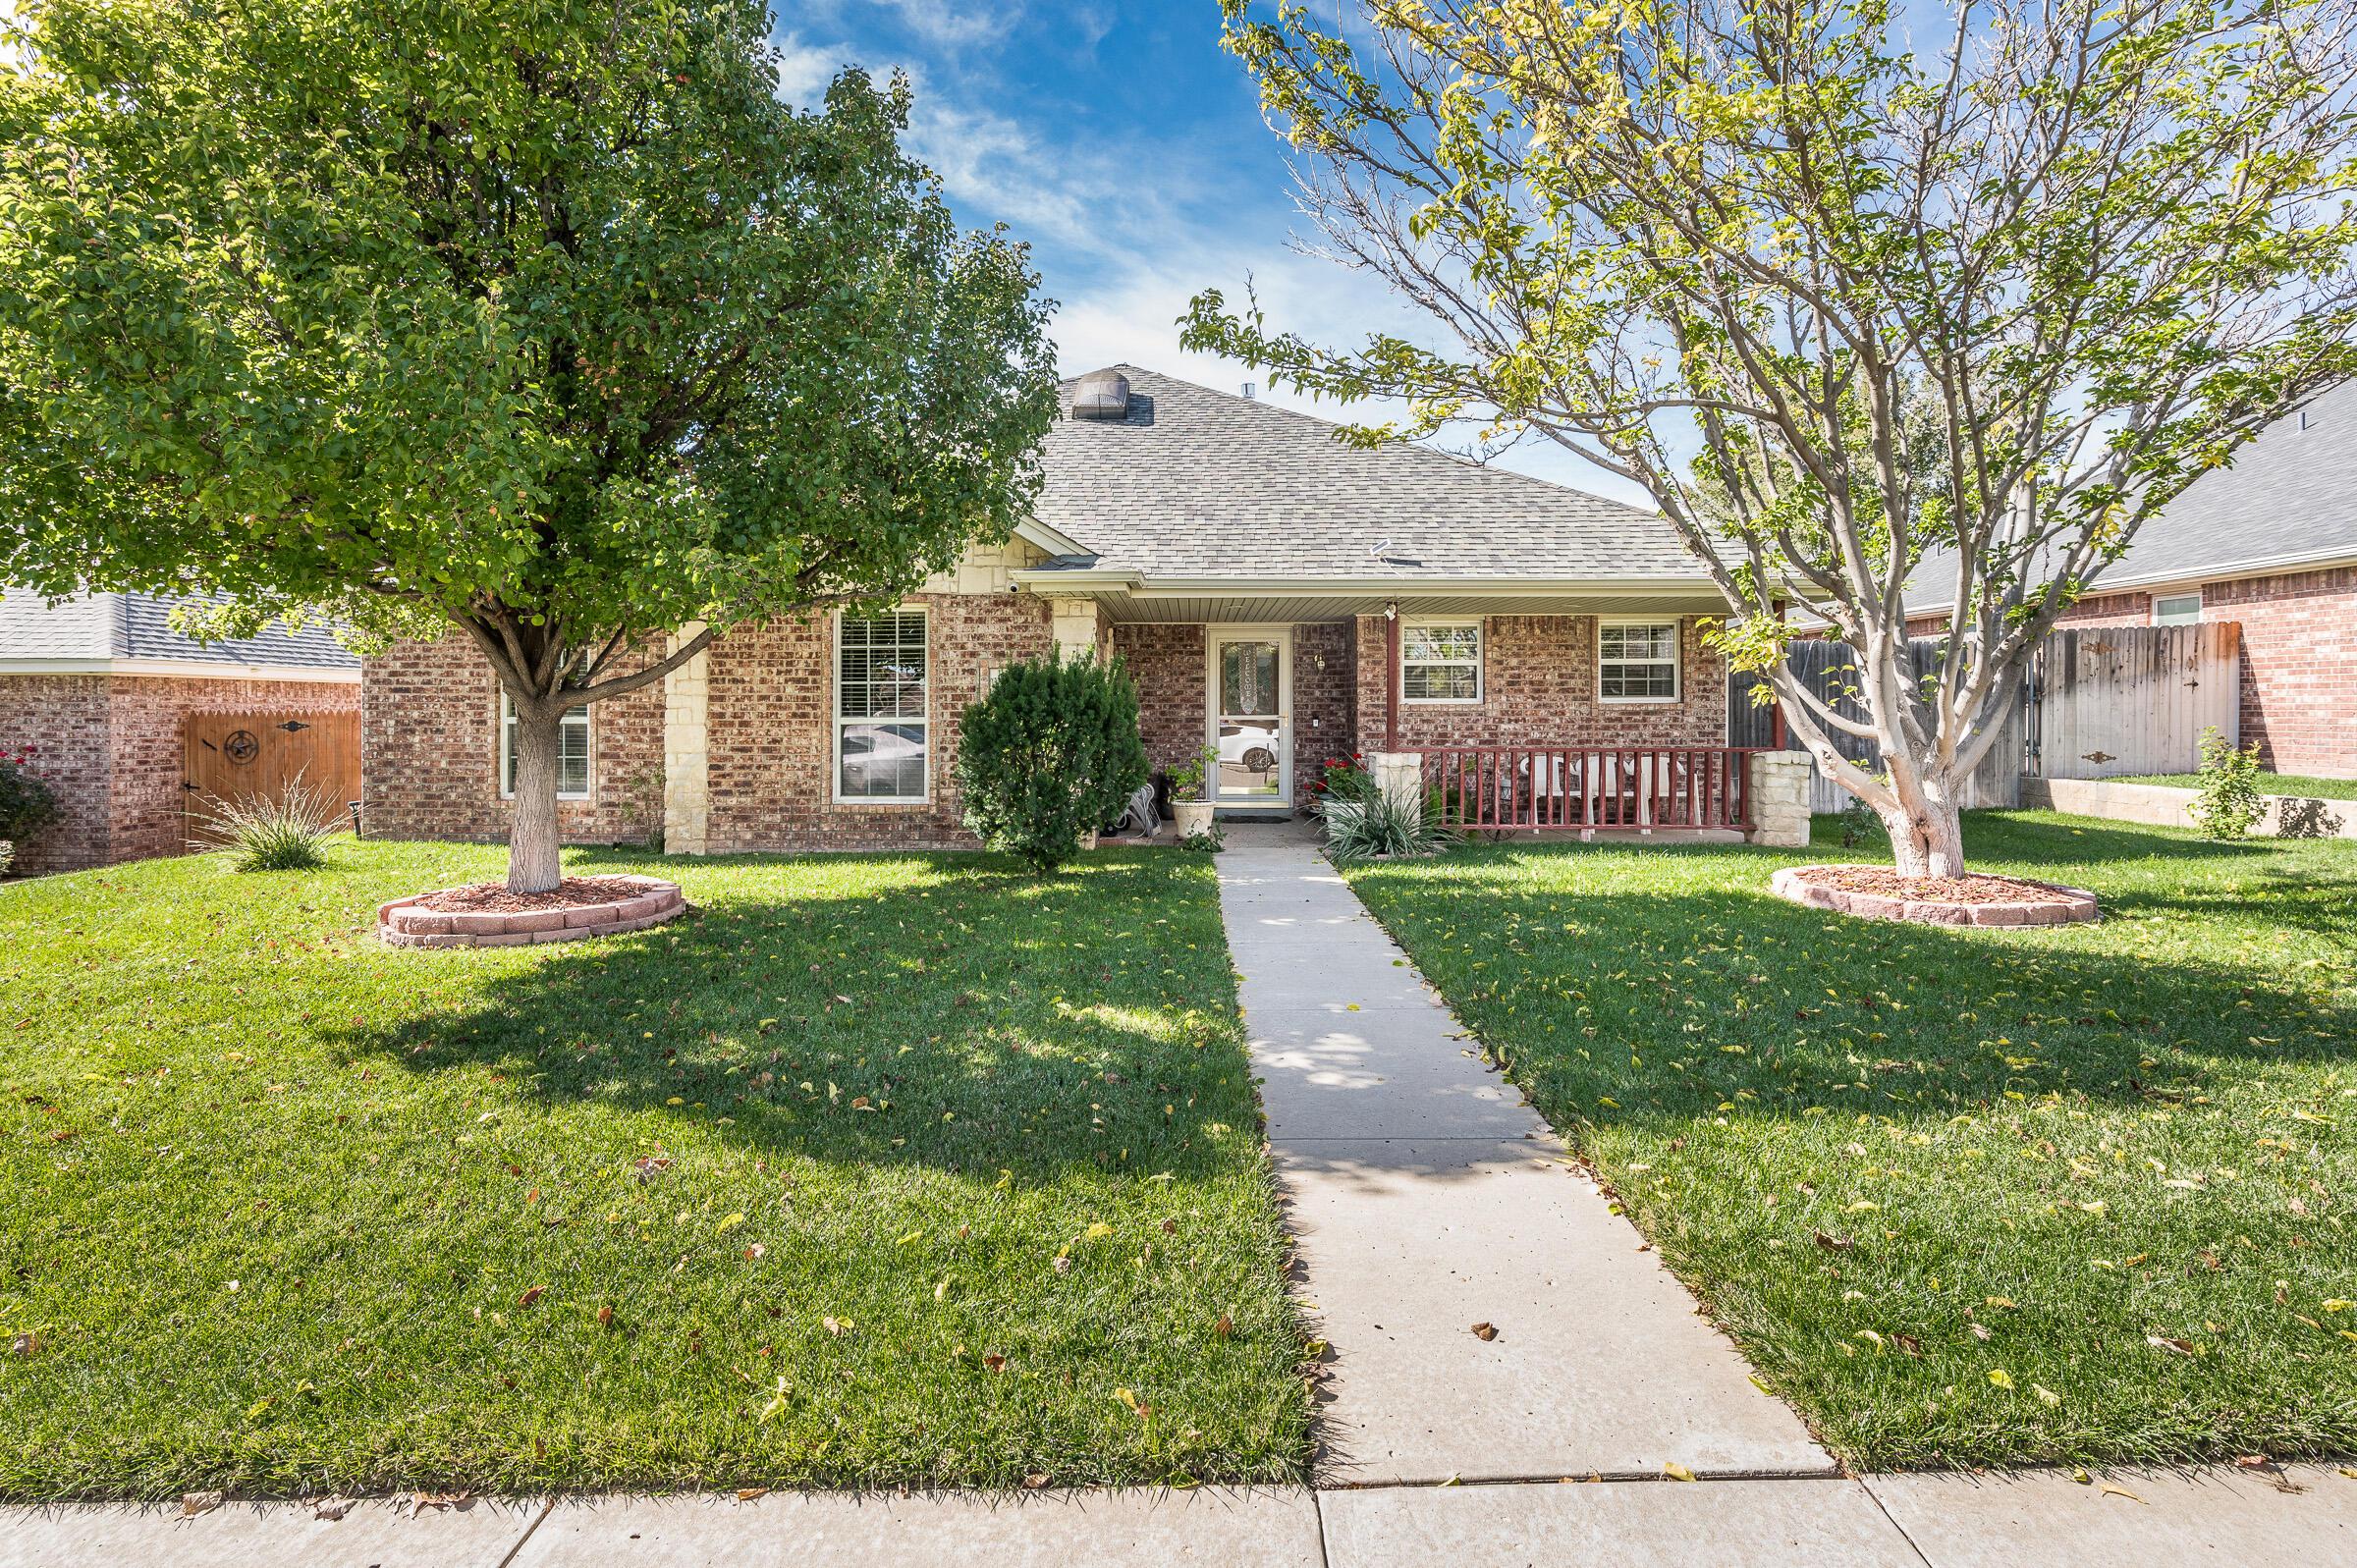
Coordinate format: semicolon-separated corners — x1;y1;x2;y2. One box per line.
1072;368;1130;420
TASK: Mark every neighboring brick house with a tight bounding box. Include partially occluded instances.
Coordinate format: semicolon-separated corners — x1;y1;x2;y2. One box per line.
0;590;360;875
1903;380;2357;779
362;365;1765;855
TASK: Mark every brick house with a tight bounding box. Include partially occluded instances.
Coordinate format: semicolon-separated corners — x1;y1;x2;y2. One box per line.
0;590;360;874
1903;379;2357;778
362;366;1806;854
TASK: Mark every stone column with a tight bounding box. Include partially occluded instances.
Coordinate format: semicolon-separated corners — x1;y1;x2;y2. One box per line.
1746;750;1814;848
1045;596;1105;662
1366;750;1424;818
662;622;711;856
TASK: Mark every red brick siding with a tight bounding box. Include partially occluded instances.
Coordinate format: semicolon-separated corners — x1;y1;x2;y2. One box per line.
1350;615;1727;752
0;673;358;875
361;636;665;847
0;676;111;875
1109;622;1207;778
701;592;1052;852
1290;622;1355;806
2202;567;2357;776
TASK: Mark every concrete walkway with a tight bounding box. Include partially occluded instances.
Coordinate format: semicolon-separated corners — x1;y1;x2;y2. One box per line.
9;827;2356;1563
1212;828;1829;1484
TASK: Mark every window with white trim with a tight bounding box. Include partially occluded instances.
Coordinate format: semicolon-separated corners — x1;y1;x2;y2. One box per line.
2154;591;2203;626
1401;621;1482;702
1598;620;1680;702
836;609;929;802
501;692;591;798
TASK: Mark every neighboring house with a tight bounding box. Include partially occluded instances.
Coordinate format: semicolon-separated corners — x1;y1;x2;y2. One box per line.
1903;379;2357;778
361;365;1782;854
0;590;360;874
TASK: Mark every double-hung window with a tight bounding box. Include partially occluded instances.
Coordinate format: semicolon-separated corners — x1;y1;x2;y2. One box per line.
1401;621;1482;702
501;692;591;798
2154;591;2203;626
836;609;930;802
1598;620;1680;702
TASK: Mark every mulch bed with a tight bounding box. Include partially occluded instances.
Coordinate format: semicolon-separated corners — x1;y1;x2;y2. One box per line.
1771;863;2099;927
1789;865;2078;906
409;876;655;914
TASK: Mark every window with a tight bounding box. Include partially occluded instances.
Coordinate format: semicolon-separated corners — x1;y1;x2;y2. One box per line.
501;692;591;798
2154;591;2203;626
1598;620;1680;702
1401;621;1482;702
836;609;929;802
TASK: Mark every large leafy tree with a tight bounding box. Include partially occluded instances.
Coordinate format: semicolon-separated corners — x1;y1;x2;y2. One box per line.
1185;0;2357;877
0;0;1057;890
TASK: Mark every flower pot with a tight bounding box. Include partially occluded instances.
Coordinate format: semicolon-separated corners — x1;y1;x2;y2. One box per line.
1172;800;1215;841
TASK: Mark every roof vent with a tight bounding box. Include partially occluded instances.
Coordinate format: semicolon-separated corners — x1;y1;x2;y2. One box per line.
1072;368;1130;420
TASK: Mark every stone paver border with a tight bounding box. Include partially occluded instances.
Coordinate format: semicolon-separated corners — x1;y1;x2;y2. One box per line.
1770;864;2099;927
376;875;685;949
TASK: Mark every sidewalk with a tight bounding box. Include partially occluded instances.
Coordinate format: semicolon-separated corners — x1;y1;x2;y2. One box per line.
6;828;2353;1564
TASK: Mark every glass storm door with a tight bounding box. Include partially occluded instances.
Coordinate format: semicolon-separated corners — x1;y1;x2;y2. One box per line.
1210;631;1289;807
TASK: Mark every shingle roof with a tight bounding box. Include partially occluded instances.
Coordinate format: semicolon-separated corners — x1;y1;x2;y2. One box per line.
1030;366;1708;581
0;589;358;671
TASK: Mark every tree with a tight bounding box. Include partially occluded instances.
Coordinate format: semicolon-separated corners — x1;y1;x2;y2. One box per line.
0;0;1057;890
1183;0;2357;877
955;651;1150;873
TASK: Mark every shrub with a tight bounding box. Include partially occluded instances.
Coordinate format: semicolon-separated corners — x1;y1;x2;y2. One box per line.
190;774;340;871
0;746;61;844
1320;784;1456;864
957;651;1150;873
2188;726;2266;839
1309;753;1376;805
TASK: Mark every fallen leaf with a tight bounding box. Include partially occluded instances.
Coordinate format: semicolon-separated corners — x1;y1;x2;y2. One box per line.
1022;1473;1050;1489
736;1487;768;1502
1663;1461;1697;1482
596;1306;614;1327
1987;1369;2015;1389
983;1353;1007;1373
1214;1314;1233;1340
1813;1229;1854;1251
1470;1322;1499;1342
2146;1334;2197;1355
10;1331;38;1358
311;1496;355;1521
181;1491;224;1517
2034;1384;2062;1407
518;1286;544;1309
2099;1483;2145;1503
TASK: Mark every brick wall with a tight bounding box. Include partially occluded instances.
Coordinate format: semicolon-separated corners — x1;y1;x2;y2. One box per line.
0;673;358;875
361;637;665;847
0;676;111;875
1350;614;1727;753
701;591;1052;852
2201;567;2357;776
1290;622;1355;805
1109;622;1206;778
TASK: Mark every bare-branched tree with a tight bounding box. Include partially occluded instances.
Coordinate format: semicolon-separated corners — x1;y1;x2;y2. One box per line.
1184;0;2357;876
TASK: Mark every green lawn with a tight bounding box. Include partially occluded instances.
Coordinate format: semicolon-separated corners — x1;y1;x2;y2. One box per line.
2112;771;2357;800
0;842;1309;1499
1343;812;2357;1470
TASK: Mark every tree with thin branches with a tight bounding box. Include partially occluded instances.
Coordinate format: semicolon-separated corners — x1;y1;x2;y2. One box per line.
1184;0;2357;876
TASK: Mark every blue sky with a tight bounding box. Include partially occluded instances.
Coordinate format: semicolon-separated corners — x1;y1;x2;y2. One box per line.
770;1;1654;507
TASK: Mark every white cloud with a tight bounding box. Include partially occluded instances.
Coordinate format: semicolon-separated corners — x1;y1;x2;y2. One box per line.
771;32;855;106
863;0;1022;49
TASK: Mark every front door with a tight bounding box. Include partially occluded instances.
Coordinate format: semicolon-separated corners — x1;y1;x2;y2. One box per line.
1207;628;1291;810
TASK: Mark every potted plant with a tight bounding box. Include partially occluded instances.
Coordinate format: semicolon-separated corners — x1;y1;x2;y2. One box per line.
1166;745;1218;841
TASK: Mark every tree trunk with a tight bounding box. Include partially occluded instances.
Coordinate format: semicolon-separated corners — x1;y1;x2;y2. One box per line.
507;700;567;893
1880;770;1967;880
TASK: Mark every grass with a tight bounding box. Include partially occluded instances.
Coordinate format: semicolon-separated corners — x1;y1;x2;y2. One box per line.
1342;811;2357;1470
0;840;1309;1499
2110;771;2357;800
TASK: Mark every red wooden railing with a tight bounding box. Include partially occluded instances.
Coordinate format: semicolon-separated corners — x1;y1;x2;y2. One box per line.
1421;746;1762;833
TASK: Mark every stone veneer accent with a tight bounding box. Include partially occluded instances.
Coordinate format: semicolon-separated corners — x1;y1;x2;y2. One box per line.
1770;865;2099;927
1745;750;1814;847
663;623;711;856
377;876;685;947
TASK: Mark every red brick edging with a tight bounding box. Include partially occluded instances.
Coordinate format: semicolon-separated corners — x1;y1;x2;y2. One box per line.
376;876;686;948
1769;865;2099;927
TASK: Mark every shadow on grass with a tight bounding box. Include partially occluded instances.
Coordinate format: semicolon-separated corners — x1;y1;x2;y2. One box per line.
328;849;1252;1185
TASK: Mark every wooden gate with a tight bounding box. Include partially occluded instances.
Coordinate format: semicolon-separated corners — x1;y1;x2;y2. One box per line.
2027;623;2241;779
184;711;362;842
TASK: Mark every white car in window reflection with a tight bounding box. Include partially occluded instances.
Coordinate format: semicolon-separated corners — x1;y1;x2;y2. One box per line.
1220;722;1279;775
841;724;925;793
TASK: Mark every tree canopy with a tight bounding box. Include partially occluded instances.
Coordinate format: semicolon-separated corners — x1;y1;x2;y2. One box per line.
1185;0;2357;876
0;0;1058;886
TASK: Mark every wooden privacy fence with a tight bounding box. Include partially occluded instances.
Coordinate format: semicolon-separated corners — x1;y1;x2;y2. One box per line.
183;710;361;843
1727;623;2240;813
1423;745;1759;833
